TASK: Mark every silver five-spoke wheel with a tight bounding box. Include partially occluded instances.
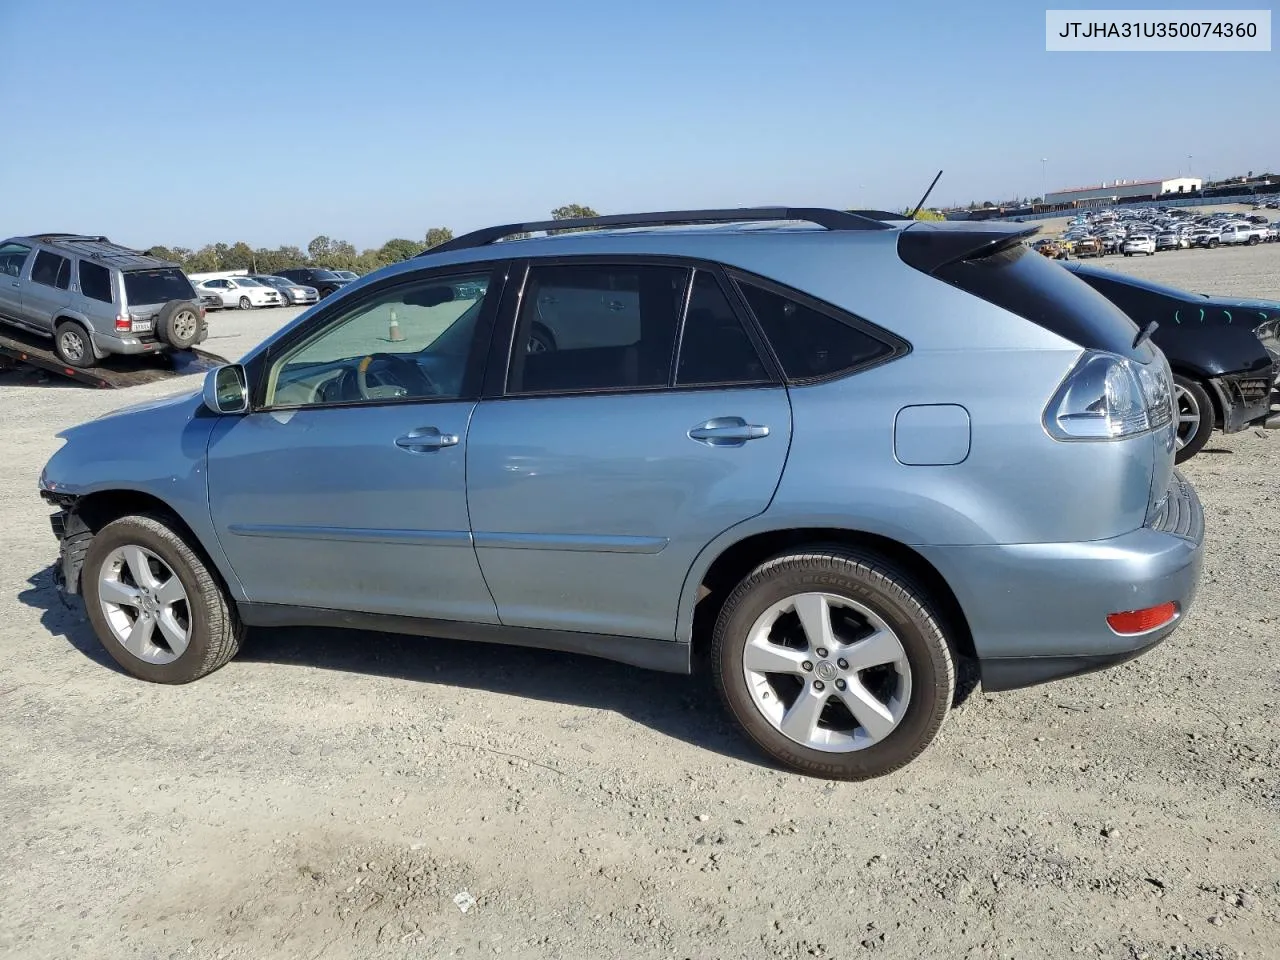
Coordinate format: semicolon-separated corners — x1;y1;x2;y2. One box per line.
743;591;911;752
97;545;191;664
1174;382;1200;451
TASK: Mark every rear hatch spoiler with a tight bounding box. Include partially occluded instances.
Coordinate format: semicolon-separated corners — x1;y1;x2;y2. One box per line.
897;221;1041;274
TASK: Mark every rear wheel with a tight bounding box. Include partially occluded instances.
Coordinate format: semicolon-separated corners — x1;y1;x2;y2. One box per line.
1173;374;1214;464
53;320;95;368
81;514;244;684
712;547;954;781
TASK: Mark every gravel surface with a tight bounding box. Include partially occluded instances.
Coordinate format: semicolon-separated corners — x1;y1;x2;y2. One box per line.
2;248;1278;960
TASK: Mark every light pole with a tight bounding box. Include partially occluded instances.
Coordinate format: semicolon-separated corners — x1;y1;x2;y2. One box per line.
1040;158;1049;206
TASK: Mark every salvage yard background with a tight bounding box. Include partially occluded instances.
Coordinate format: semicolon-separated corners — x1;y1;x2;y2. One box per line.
1;243;1277;960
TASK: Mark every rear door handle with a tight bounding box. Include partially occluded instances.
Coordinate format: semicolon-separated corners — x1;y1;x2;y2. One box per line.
688;417;770;447
395;427;458;452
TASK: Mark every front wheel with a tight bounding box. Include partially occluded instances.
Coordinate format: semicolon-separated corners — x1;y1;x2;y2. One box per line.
712;547;955;781
81;514;244;684
238;296;252;310
1173;374;1214;464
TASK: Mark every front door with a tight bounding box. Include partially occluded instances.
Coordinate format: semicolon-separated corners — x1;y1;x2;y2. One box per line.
0;241;33;325
207;266;505;622
466;262;791;640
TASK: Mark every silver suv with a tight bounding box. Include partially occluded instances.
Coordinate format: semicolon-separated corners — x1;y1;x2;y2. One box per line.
0;234;207;368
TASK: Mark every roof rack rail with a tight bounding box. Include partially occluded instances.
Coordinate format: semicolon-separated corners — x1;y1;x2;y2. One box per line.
31;233;112;243
421;206;893;256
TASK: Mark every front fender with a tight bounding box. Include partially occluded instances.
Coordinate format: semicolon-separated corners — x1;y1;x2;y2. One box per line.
39;391;248;601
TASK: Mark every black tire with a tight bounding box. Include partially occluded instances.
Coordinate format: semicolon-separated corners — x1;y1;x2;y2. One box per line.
1172;374;1214;465
1208;239;1219;249
53;320;95;368
712;547;955;781
81;514;244;684
155;300;202;349
1248;236;1260;245
238;296;252;310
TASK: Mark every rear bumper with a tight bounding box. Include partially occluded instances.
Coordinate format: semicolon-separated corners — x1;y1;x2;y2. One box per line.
89;331;162;357
918;473;1204;693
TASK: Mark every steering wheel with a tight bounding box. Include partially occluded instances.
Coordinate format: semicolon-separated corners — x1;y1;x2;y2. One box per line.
354;353;436;400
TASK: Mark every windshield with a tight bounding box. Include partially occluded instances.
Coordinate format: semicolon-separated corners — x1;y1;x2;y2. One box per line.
123;268;196;305
237;278;264;286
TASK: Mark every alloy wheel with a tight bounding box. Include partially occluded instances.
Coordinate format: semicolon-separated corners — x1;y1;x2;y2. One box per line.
1174;383;1201;450
742;592;912;752
59;330;85;362
97;545;192;665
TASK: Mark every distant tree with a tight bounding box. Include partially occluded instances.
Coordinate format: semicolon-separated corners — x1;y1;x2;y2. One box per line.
186;245;221;273
329;240;358;270
308;235;332;263
549;204;599;234
379;238;424;263
146;244;178;262
222;242;256;271
423;226;454;249
900;207;946;222
982;201;995;208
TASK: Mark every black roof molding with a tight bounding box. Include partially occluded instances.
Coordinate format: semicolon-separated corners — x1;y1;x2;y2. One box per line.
421;207;894;256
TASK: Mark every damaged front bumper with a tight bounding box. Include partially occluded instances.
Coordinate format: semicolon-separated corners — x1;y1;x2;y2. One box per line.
1208;365;1277;433
43;494;88;596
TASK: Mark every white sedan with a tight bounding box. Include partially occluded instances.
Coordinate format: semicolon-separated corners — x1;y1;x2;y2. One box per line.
1122;235;1156;257
196;277;283;310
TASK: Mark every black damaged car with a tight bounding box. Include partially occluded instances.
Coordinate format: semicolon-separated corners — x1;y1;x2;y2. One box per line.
1064;263;1279;463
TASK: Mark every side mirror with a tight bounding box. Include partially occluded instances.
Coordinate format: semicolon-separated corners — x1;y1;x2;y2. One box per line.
203;364;249;414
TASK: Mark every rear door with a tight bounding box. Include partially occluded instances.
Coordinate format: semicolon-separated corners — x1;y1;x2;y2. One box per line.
21;249;73;331
465;259;791;640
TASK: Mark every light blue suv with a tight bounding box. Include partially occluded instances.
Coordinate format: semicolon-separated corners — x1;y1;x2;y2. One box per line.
39;208;1204;780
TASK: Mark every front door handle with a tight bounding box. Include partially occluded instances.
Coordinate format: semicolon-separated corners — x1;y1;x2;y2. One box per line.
395;427;458;452
688;417;770;447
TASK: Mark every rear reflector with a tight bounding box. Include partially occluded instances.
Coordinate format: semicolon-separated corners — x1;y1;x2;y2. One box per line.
1106;603;1178;635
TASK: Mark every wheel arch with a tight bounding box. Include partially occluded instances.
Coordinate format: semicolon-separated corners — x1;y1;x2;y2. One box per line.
1169;366;1224;428
63;488;241;600
681;525;977;669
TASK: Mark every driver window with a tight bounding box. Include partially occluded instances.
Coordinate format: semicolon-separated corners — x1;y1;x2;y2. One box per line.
264;272;491;409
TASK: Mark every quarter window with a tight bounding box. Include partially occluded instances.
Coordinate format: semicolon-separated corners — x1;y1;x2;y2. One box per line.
78;261;113;303
30;251;70;289
506;263;687;395
736;279;896;381
675;271;770;386
265;272;492;408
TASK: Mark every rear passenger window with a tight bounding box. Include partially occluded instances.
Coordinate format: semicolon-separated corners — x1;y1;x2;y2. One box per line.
507;263;687;395
79;261;113;303
55;258;71;290
30;251;69;289
676;271;770;386
736;279;895;381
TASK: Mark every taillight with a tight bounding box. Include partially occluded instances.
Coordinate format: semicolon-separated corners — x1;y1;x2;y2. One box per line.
115;315;130;332
1043;350;1173;441
1107;602;1178;635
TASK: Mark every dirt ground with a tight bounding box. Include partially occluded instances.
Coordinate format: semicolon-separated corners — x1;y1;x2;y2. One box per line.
1;242;1278;960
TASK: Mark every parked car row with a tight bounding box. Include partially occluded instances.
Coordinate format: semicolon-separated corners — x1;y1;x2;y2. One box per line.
195;268;360;311
41;206;1270;784
1037;206;1279;260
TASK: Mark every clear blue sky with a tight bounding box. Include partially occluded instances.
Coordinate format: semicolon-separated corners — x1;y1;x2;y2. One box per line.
1;0;1275;250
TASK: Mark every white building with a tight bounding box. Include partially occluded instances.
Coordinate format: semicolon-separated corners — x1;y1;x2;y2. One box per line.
1044;177;1203;207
